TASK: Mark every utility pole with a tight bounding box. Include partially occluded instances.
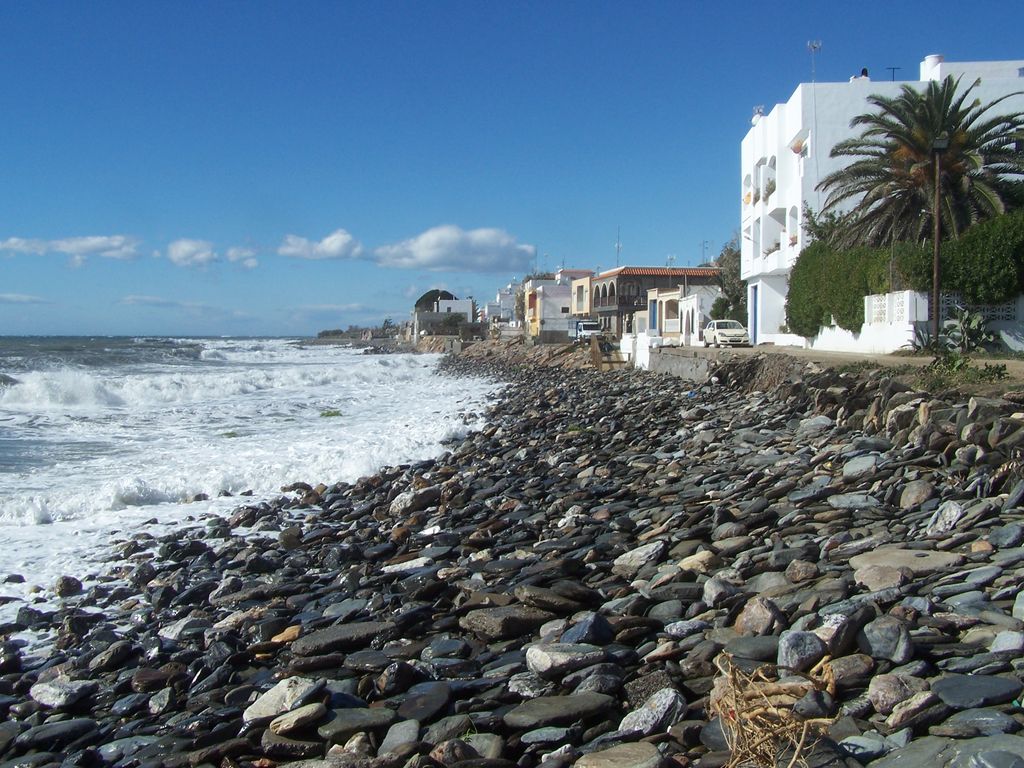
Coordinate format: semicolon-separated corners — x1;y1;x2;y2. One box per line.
807;40;822;82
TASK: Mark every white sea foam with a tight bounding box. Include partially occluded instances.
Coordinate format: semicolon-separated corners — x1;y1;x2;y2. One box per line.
0;339;496;621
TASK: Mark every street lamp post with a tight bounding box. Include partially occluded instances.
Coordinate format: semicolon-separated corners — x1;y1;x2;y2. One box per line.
931;134;949;346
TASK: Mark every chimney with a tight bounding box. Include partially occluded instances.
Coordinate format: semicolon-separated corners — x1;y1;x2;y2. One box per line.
921;53;944;81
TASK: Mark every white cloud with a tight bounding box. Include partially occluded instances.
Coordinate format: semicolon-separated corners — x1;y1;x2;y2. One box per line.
0;235;139;265
374;225;535;272
0;293;48;304
278;229;363;260
166;239;218;267
226;247;258;269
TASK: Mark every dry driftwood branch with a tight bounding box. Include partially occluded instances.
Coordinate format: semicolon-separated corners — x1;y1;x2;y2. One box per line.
709;654;837;768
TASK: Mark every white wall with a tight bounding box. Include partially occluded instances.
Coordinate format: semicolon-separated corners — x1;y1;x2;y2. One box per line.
436;299;474;320
536;284;573;334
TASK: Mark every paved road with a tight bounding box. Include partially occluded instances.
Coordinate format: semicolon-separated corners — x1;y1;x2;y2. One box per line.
683;342;1024;381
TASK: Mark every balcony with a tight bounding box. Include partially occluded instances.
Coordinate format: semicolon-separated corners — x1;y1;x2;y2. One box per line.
594;296;645;310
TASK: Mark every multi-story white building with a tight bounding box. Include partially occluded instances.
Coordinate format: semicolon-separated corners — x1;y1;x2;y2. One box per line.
484;279;520;323
741;54;1024;346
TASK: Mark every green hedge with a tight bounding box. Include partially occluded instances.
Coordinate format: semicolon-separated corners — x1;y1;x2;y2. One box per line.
945;210;1024;304
785;241;900;336
786;211;1024;338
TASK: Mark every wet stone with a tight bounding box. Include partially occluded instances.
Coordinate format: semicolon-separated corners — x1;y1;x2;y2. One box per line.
290;621;394;656
503;693;615;730
317;706;396;744
398;681;452;722
931;674;1023;710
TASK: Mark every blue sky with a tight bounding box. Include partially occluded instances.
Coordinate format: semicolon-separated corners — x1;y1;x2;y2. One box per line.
1;1;1021;336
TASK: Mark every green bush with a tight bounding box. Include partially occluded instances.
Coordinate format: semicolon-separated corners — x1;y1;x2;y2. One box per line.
786;212;1024;339
945;210;1024;304
786;241;831;336
786;242;893;336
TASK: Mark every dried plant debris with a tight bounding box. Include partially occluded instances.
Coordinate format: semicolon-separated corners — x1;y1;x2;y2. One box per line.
710;654;837;768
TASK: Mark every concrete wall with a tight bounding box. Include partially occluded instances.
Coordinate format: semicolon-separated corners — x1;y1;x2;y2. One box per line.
646;347;712;382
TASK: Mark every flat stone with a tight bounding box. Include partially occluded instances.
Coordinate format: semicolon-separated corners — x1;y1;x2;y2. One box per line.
574;742;663;768
422;714;473;746
503;692;614;730
464;733;504;760
562;612;615;645
868;674;929;715
14;719;98;750
849;547;963;576
885;691;950;731
858;616;913;664
29;679;97;709
931;674;1023;710
526;643;606;679
843;454;878;481
871;735;1024;768
900;480;935;510
613;541;667;576
990;631;1024;654
677;551;719;574
945;708;1021;736
269;702;327;735
243;677;325;724
854;564;912;592
261;729;322;759
828;492;880;509
733;596;786;636
290;622;393;656
317;707;396;744
724;635;778;661
378;719;421;755
459;606;555;641
618;687;687;736
397;681;451;722
926;501;966;536
777;630;827;672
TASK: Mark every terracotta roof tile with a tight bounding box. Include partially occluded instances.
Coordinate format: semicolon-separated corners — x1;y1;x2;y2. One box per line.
597;266;720;278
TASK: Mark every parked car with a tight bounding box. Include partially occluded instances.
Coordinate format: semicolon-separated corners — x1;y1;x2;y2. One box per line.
574;320;603;342
703;319;750;347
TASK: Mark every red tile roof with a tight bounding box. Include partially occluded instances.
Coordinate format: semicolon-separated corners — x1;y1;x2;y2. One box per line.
597;266;720;278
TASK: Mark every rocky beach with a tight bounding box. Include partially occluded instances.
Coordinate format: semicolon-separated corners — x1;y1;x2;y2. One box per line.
3;347;1024;768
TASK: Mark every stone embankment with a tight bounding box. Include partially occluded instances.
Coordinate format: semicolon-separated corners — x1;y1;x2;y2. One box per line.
2;352;1024;768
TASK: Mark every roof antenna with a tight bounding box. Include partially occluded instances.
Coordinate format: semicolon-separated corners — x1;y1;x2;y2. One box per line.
615;227;622;267
807;40;822;82
886;66;901;81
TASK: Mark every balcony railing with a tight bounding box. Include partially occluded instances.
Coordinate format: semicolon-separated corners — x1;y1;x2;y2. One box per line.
593;296;645;309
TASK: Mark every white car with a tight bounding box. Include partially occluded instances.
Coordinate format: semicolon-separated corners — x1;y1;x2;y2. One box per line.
703;319;750;348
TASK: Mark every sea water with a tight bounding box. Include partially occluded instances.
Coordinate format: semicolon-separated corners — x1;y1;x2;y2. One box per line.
0;337;496;619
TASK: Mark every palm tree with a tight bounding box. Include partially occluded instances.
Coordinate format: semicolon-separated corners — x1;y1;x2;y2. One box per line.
816;75;1024;248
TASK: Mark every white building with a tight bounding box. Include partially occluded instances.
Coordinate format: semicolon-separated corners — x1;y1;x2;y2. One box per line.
741;54;1024;348
485;279;520;323
436;298;474;321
